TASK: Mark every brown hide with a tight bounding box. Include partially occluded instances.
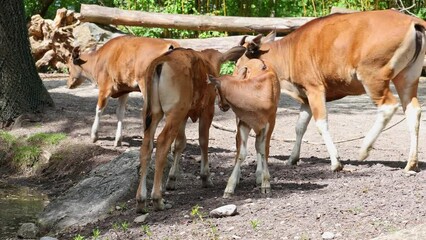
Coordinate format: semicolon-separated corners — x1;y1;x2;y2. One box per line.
67;35;179;98
238;10;426;104
236;9;426;172
137;46;246;213
211;59;280;133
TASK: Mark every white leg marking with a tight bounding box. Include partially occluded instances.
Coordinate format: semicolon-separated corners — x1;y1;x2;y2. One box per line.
224;124;250;198
255;126;270;194
404;102;421;171
315;119;342;171
91;105;104;143
114;94;128;147
359;104;398;160
288;103;312;165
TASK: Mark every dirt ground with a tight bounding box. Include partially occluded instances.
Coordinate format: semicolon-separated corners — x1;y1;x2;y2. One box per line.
4;74;426;240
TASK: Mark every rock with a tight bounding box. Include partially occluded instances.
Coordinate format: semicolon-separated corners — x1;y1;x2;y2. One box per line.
134;213;149;223
39;150;173;232
209;204;238;218
73;22;124;50
322;231;335;239
17;223;39;239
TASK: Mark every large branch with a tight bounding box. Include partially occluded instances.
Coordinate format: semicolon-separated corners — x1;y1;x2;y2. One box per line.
79;4;314;34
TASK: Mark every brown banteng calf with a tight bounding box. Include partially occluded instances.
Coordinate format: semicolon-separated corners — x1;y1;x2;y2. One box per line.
67;35;179;147
136;46;246;213
207;59;280;198
237;10;426;172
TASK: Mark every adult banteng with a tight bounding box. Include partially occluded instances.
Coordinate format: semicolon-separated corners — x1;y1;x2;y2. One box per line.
237;10;426;172
67;35;179;147
136;46;246;213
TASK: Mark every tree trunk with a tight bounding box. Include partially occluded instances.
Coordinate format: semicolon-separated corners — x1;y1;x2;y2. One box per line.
79;4;314;34
0;0;54;127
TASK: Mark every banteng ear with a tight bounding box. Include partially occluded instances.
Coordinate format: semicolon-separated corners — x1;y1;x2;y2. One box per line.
221;46;247;62
251;34;263;45
72;47;86;65
262;30;276;43
237;67;248;79
239;36;248;46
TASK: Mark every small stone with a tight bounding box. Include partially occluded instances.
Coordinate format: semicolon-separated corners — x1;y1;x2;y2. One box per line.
165;203;173;209
322;231;335;239
220;172;225;175
209;204;238;218
134;213;149;223
244;198;253;203
40;237;58;240
184;214;190;218
232;235;241;239
17;223;39;239
115;206;121;210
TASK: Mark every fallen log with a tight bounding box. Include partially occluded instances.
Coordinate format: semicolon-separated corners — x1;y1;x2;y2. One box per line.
79;4;314;34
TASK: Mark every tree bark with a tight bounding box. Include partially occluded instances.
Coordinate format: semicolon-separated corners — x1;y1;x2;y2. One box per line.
0;0;54;127
79;4;314;34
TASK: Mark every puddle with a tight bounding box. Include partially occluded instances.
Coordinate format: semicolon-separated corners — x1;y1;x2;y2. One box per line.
0;181;48;239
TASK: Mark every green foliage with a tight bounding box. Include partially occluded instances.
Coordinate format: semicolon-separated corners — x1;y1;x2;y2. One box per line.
141;224;152;237
12;145;41;168
72;234;86;240
24;0;426;39
0;130;17;146
92;228;101;239
250;219;260;230
220;61;236;75
27;132;66;145
0;131;66;173
190;204;205;222
120;221;129;232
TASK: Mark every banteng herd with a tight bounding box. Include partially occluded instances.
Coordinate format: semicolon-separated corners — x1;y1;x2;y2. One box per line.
67;9;426;212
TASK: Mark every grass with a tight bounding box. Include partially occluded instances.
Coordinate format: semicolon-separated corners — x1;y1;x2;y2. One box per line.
141;224;152;237
250;219;260;230
27;132;66;145
0;130;67;174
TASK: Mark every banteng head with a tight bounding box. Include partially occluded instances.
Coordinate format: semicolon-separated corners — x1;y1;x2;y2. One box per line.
236;30;276;68
67;46;89;89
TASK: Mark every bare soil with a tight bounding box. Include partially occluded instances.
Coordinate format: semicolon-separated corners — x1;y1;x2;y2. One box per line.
3;74;426;240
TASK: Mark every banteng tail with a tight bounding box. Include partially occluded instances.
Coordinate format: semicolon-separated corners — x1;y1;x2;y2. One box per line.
144;62;163;131
412;24;425;64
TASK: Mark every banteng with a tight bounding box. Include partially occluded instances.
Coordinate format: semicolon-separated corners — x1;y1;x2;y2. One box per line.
136;46;246;213
237;10;426;172
67;35;179;147
208;59;280;198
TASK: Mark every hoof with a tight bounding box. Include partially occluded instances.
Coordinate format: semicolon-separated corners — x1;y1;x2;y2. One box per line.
359;147;372;161
91;135;98;143
404;164;419;173
285;159;298;166
136;200;148;214
113;139;122;147
261;187;271;194
153;198;165;211
331;162;343;172
201;177;214;188
223;192;233;198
